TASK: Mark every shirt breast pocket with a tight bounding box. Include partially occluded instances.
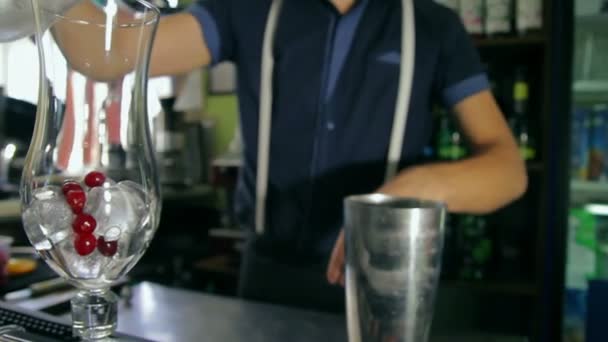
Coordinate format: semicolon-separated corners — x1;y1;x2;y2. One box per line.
358;50;402;109
353;48;434;160
376;51;401;65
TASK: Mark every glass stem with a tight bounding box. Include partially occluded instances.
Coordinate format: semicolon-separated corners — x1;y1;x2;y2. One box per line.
71;289;118;340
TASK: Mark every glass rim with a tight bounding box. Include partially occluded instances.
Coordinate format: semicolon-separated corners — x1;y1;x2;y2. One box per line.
345;193;447;211
41;0;160;28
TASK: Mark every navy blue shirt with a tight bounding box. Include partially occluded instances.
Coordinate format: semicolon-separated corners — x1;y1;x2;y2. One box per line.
189;0;490;263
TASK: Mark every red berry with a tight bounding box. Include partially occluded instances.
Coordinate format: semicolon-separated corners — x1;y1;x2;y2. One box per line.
62;181;82;195
97;236;118;257
84;171;106;188
73;214;97;235
65;189;86;213
74;234;97;256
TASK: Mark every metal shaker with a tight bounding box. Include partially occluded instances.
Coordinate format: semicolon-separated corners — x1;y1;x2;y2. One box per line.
345;194;446;342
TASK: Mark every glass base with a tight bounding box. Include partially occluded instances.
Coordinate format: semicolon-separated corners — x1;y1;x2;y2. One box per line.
71;289;118;340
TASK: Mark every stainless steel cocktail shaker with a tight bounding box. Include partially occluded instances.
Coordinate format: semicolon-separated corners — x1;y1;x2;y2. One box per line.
345;194;446;342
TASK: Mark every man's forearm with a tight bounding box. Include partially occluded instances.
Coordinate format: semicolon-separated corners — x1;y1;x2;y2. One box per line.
378;144;527;214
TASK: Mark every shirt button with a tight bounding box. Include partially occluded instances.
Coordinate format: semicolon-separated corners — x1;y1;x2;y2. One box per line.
326;122;335;131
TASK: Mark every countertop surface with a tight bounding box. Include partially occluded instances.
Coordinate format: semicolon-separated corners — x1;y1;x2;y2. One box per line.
113;283;527;342
8;281;529;342
114;282;346;342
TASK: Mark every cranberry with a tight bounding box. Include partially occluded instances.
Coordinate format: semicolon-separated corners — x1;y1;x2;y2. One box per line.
65;189;86;213
62;181;82;195
73;214;97;235
74;234;97;256
84;171;106;188
97;236;118;257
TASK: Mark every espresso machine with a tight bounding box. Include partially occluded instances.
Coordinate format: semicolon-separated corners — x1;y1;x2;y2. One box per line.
153;97;214;187
0;88;35;197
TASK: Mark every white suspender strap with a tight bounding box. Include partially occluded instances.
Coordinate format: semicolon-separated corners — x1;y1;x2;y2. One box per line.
385;0;416;181
256;0;416;235
256;0;283;235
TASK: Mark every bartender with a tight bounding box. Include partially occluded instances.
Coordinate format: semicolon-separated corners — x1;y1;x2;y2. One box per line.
129;0;527;312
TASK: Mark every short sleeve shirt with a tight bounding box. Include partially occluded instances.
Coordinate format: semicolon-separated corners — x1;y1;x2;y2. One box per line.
189;0;490;263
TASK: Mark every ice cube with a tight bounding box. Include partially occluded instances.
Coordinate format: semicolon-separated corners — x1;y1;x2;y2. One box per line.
83;181;150;258
85;182;148;252
97;177;116;189
104;226;121;241
58;239;102;280
117;231;148;258
85;187;133;231
104;255;135;280
23;187;74;249
117;180;148;221
33;186;61;201
22;208;51;250
34;199;73;242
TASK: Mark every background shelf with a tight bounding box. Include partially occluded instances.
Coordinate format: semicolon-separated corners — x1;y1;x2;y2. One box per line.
570;180;608;205
442;280;538;297
475;34;547;47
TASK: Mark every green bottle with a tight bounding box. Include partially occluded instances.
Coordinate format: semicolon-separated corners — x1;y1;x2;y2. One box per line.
436;108;466;161
509;68;537;161
458;215;492;281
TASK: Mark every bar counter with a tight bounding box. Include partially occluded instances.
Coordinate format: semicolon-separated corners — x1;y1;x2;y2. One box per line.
113;282;346;342
7;281;528;342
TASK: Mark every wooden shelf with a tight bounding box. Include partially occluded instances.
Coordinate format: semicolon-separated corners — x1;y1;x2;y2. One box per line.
441;280;538;296
474;34;547;47
573;80;608;104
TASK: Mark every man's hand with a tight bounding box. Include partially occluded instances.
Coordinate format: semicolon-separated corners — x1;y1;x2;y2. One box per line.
379;90;526;214
325;168;443;287
327;230;345;286
326;90;527;286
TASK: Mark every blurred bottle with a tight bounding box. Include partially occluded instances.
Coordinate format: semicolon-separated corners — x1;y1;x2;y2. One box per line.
484;0;513;36
588;105;608;181
460;0;485;35
515;0;543;35
571;107;591;181
508;68;537;162
436;107;467;161
563;208;597;342
434;106;468;280
457;215;493;281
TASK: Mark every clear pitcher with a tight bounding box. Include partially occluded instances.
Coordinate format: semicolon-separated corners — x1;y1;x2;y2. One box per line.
20;0;161;339
345;194;446;342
